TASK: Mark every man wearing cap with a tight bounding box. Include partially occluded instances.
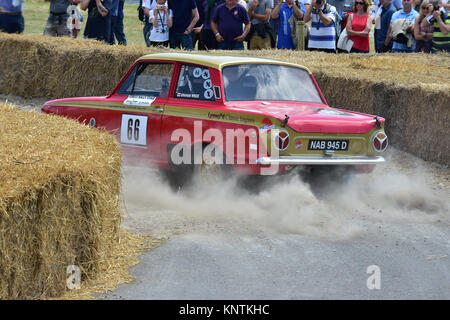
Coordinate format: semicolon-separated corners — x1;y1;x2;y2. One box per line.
0;0;25;33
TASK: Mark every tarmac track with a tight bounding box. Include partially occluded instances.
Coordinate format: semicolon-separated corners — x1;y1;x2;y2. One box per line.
100;146;449;299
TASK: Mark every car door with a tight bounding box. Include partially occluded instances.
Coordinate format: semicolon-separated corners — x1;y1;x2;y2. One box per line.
161;63;223;164
100;61;175;165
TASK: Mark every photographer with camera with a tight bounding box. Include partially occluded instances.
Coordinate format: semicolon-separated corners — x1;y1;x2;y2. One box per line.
148;0;173;47
81;0;113;43
304;0;339;52
271;0;305;49
421;0;450;52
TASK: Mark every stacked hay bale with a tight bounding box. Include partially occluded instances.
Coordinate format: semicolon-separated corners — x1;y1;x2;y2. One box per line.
0;33;448;165
0;104;122;299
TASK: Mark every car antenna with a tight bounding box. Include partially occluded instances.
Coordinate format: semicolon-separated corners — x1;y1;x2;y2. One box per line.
282;114;290;127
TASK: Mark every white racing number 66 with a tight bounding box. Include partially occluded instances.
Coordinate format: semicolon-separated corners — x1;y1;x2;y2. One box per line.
120;114;148;146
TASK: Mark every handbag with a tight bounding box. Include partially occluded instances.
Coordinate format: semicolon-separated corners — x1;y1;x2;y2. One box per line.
337;28;354;53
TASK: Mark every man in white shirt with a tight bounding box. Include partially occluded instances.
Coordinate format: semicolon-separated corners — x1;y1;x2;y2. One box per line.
149;0;173;46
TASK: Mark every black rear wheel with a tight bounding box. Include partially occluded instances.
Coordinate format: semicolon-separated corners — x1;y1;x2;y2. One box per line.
299;165;355;195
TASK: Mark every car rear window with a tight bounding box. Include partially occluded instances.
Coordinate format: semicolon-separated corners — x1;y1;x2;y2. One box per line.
118;62;173;98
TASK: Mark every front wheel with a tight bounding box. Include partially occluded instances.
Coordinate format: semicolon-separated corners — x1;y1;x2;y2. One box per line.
192;145;230;186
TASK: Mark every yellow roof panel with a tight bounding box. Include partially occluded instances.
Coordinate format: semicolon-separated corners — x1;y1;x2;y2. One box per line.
137;52;311;73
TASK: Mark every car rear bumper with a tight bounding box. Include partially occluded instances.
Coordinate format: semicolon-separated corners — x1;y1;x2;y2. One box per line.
256;156;385;166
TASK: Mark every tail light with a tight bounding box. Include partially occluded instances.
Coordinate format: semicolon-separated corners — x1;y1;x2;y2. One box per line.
372;132;388;152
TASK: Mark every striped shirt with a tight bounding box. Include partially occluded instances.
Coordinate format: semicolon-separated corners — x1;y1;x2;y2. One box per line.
432;12;450;52
308;5;337;50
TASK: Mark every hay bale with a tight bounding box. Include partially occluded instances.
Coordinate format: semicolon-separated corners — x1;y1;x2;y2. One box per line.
0;103;122;299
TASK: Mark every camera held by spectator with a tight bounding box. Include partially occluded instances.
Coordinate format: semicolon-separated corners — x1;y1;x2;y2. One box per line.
427;2;445;23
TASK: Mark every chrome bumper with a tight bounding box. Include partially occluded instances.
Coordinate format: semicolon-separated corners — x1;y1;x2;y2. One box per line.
256;156;385;166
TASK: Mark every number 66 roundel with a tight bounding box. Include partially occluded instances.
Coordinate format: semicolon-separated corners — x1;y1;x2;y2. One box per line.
120;114;148;146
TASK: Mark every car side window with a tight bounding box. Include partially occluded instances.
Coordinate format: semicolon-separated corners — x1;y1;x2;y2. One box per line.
175;64;214;101
118;62;173;98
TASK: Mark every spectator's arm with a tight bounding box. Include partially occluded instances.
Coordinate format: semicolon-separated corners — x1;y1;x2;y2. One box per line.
193;24;203;33
211;20;224;42
442;2;450;11
252;8;272;22
303;0;314;23
95;0;109;16
384;23;392;47
318;10;333;26
346;14;355;34
413;15;426;40
271;2;282;19
144;7;150;18
421;13;432;28
435;13;450;34
293;3;304;20
80;0;90;11
243;21;251;36
248;0;272;22
364;12;372;33
152;10;158;27
185;8;200;34
167;11;173;29
345;14;368;36
234;22;251;41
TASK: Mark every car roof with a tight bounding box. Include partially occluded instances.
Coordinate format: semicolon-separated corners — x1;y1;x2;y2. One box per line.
137;52;312;73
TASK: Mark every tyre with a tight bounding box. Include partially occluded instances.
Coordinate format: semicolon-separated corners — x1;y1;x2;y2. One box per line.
299;165;355;195
192;144;230;186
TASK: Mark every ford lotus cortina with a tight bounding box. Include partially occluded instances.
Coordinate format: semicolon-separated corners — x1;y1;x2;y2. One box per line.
42;53;388;184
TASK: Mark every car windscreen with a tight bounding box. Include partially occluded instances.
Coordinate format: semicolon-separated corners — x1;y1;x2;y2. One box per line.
222;64;323;103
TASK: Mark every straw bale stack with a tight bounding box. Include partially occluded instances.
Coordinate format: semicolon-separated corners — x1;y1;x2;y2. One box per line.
0;103;122;299
0;34;448;165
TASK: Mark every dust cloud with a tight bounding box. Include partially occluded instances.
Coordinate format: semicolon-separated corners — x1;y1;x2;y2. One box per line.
120;151;449;241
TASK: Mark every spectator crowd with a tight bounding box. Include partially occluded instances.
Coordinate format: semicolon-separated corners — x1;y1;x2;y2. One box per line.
1;0;449;53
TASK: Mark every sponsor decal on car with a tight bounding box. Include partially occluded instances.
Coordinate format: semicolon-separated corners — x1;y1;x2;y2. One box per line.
295;140;303;149
124;95;156;106
260;118;275;133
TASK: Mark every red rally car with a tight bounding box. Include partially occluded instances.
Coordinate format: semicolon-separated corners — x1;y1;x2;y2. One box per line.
42;53;388;184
